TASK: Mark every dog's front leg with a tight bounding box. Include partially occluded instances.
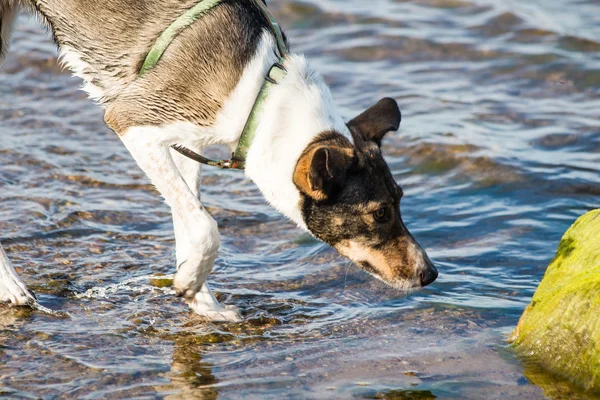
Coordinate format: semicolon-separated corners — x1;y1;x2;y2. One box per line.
171;149;240;322
170;148;202;270
120;126;239;321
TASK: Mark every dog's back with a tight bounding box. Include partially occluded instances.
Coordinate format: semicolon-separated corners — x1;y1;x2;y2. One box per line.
1;0;270;132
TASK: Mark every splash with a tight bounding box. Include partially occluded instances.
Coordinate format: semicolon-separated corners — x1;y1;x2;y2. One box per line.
31;300;70;318
75;274;176;300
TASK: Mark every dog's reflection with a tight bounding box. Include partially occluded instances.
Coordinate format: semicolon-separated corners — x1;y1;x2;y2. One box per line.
155;339;219;400
0;306;220;399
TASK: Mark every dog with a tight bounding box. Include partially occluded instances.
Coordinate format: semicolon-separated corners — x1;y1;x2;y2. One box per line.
0;0;438;321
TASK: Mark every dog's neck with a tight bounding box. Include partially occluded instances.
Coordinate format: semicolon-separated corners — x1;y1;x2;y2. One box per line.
243;54;349;230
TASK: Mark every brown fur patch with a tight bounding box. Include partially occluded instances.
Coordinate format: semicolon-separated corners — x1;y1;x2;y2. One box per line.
293;146;328;202
336;236;418;283
293;132;354;201
336;240;396;281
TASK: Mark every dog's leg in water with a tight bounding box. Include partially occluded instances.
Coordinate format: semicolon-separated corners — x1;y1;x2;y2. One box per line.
119;126;239;321
171;149;240;322
1;4;36;307
0;242;36;305
189;283;240;322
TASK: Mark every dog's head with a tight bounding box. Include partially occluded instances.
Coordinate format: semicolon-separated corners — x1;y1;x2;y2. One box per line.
293;98;438;289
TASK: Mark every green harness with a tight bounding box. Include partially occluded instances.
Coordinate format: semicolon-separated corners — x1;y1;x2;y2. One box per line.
139;0;289;170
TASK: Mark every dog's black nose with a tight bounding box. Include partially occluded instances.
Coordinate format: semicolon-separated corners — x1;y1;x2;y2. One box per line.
419;266;438;287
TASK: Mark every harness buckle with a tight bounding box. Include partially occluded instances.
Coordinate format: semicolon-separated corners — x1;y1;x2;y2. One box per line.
273;61;287;72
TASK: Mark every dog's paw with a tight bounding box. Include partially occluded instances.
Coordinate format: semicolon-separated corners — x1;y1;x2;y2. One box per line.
188;298;241;322
0;276;36;306
197;308;241;323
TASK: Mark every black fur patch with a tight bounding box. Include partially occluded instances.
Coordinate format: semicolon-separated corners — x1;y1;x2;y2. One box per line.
300;131;405;248
296;127;436;286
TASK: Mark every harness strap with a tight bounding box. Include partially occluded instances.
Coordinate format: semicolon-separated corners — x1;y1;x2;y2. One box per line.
171;144;243;169
139;0;289;170
252;0;289;57
229;60;287;168
140;0;223;75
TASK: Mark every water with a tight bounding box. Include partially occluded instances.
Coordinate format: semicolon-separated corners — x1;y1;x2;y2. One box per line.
1;0;599;398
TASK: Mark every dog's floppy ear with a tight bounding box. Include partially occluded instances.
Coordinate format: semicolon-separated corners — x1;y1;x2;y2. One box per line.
348;98;401;147
294;145;354;201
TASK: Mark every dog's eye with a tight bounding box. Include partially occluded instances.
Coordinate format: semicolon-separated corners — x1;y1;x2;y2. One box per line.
373;207;391;223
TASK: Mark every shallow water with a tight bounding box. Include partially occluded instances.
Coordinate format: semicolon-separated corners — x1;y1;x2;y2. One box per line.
1;0;599;398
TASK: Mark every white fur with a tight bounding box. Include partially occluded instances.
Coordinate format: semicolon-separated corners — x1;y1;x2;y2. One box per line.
244;55;350;229
189;284;240;322
119;124;220;298
170;148;202;268
168;31;278;149
120;123;247;320
170;149;240;321
0;243;36;305
58;45;106;102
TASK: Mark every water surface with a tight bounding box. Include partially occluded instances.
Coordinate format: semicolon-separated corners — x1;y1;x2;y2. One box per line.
1;0;599;398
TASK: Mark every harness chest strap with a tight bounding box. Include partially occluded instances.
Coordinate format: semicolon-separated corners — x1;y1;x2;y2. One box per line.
139;0;290;170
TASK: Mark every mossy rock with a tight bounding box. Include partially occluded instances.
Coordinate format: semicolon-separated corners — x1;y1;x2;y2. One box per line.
510;209;600;392
149;277;173;288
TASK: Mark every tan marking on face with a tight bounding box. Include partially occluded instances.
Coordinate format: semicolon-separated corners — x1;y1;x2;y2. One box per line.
356;201;390;215
336;240;396;281
332;216;344;227
336;236;428;287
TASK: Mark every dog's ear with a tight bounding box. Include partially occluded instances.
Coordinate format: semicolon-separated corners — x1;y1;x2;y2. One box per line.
348;98;401;147
294;145;354;201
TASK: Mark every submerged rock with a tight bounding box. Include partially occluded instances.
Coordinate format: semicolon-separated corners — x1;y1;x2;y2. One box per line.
510;209;600;392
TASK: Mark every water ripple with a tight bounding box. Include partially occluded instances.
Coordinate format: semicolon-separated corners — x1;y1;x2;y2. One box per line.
1;1;599;398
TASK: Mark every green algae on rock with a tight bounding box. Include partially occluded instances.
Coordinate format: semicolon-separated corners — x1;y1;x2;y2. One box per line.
510;209;600;392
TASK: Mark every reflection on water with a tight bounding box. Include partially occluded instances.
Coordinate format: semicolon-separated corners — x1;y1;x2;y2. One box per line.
1;0;599;398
